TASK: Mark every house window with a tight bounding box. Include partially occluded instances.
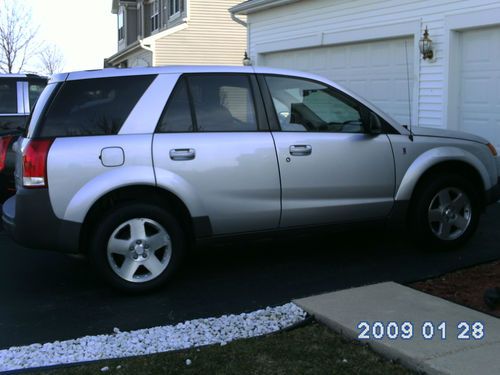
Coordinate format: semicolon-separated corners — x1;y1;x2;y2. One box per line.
151;0;160;32
118;6;124;41
169;0;180;19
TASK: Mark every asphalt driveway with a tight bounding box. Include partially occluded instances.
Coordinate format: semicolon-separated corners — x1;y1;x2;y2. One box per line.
1;203;499;349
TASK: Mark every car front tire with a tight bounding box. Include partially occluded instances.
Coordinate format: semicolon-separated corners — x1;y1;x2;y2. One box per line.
410;174;481;249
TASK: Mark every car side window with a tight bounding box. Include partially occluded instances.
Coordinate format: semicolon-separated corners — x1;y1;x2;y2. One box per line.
0;79;17;114
187;75;258;132
157;77;193;133
38;75;155;138
265;76;365;133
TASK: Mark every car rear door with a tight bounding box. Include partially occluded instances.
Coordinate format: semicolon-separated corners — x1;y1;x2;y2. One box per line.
260;74;395;228
152;74;281;235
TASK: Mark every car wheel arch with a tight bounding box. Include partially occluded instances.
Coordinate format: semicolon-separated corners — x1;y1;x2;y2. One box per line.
79;185;195;254
409;161;485;205
395;147;490;203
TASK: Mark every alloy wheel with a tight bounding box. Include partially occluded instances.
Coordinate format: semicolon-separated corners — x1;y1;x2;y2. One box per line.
427;187;472;241
106;218;172;283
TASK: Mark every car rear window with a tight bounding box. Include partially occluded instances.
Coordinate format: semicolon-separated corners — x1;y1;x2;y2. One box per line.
37;75;155;138
0;79;17;114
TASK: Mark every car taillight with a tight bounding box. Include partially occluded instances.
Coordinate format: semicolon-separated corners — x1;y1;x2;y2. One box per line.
0;136;13;172
22;138;54;188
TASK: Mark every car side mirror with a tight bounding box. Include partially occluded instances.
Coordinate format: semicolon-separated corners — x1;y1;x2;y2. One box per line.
367;112;382;134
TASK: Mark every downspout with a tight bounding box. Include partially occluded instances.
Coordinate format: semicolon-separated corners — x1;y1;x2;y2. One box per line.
231;13;247;27
230;12;249;65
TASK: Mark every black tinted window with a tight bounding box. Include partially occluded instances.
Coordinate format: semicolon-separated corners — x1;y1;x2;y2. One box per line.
0;79;17;114
157;78;193;133
188;75;257;132
38;75;155;137
0;115;26;133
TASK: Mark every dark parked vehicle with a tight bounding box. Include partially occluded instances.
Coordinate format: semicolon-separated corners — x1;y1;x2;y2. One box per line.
0;74;47;202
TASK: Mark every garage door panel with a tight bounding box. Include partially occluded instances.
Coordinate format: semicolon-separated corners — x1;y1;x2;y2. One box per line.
459;26;500;148
328;47;347;68
461;118;499;145
262;37;414;125
462;31;492;65
371;44;392;67
349;45;369;67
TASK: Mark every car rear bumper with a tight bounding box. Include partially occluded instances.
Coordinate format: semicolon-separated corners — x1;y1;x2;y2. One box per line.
486;178;500;205
1;188;81;254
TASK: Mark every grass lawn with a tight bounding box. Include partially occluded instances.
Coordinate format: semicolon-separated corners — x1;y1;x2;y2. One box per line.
34;322;415;375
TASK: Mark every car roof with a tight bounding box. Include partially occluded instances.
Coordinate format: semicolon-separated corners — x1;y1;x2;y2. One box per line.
0;73;47;80
50;65;327;83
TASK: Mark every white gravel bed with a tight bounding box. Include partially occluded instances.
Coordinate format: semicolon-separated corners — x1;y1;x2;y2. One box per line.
0;303;307;372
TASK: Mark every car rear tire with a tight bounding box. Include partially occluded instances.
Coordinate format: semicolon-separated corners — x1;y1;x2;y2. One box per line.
89;203;186;293
410;173;481;249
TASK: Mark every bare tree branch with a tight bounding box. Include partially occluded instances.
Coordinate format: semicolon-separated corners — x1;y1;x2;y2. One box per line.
38;44;64;75
0;0;40;73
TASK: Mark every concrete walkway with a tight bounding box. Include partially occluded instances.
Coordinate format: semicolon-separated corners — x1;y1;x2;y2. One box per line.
294;282;500;375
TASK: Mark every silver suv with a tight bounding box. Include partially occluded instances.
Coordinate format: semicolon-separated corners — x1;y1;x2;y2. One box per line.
2;66;499;292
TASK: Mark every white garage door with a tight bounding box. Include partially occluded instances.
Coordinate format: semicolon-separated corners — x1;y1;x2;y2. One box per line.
262;37;414;125
459;26;500;149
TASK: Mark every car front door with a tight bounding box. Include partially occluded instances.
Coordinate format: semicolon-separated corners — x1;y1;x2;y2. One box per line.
261;75;395;228
153;74;281;235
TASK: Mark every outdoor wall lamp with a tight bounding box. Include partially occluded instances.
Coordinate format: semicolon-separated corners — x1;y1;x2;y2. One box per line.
243;51;252;66
419;27;434;60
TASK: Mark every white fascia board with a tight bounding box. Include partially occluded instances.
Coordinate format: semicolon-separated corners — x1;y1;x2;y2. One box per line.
230;0;299;15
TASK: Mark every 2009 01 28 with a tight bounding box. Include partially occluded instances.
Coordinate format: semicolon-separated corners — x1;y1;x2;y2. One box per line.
357;321;485;340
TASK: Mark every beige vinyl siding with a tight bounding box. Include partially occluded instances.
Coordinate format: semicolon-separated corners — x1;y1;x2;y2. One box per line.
154;0;246;66
246;0;500;129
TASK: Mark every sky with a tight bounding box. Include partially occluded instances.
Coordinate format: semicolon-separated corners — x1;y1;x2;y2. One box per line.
25;0;118;72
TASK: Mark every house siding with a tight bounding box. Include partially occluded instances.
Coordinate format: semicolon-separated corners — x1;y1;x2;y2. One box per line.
128;49;153;67
154;0;247;65
246;0;500;129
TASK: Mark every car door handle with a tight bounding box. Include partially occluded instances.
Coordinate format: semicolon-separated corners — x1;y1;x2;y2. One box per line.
289;145;312;156
170;148;195;161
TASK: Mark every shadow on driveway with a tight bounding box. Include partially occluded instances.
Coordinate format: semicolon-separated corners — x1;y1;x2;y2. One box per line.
0;203;499;348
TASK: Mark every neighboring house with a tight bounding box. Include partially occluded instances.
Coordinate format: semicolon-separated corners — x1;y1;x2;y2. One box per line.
106;0;247;67
230;0;500;149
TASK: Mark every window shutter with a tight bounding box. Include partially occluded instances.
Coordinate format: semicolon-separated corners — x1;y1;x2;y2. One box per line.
162;0;167;26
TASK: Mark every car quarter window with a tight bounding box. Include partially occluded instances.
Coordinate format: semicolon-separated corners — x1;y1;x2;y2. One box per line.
37;75;155;138
28;81;47;110
157;77;193;133
265;75;365;133
187;74;258;132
